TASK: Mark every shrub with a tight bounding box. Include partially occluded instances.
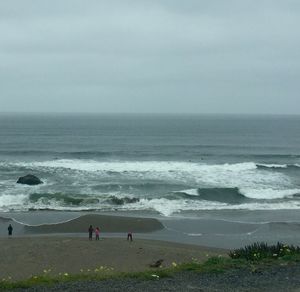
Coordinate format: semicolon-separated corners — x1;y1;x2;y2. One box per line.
229;242;300;261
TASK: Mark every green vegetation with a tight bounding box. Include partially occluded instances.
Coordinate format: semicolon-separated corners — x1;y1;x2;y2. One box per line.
1;242;300;290
229;242;300;261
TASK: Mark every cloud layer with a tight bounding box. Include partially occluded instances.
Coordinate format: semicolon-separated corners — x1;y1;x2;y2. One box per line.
0;0;299;113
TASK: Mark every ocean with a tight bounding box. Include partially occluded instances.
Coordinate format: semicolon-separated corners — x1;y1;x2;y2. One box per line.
1;113;300;217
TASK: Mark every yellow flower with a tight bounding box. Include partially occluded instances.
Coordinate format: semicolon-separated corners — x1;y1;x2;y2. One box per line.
64;273;69;277
172;262;177;267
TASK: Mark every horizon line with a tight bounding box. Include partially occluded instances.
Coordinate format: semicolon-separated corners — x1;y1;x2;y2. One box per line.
0;111;300;117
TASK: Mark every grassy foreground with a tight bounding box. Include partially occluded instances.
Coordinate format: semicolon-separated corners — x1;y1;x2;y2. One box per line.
1;242;300;290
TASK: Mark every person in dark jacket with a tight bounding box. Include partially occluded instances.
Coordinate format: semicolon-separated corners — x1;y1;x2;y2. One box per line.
127;231;133;242
8;224;13;237
88;225;94;240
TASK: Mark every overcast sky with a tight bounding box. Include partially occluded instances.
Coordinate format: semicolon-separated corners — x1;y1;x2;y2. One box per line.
0;0;299;114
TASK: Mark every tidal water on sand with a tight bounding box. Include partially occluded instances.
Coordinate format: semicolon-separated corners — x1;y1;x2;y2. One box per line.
0;113;300;216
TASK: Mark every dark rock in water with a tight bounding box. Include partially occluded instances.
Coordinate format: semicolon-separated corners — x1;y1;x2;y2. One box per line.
17;174;43;185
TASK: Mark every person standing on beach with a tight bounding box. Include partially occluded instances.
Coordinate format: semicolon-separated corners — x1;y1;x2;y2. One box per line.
127;231;133;242
8;224;13;237
88;225;94;240
95;227;100;241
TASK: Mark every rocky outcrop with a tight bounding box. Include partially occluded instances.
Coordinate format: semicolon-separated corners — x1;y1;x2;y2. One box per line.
17;174;43;185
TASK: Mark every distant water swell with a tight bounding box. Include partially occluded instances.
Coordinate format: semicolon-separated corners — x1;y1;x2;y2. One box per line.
0;159;300;216
1;149;300;161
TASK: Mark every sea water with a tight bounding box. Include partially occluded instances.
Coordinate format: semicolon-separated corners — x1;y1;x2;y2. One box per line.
0;113;300;217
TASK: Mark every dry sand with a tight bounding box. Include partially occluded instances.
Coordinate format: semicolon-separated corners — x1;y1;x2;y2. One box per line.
0;237;227;281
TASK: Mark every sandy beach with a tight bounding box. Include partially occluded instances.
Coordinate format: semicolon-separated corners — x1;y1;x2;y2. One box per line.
2;210;300;284
0;237;226;281
0;213;227;281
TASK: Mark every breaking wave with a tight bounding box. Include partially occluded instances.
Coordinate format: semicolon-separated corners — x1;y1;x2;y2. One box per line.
173;187;248;203
256;163;300;170
1;159;300;216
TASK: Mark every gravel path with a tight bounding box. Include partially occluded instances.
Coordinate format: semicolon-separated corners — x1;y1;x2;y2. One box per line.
12;262;300;292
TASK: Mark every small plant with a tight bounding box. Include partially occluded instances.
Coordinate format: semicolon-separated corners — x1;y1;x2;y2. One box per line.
229;242;300;261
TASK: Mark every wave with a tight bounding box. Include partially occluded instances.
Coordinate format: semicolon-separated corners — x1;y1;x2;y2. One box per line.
29;193;100;206
170;187;300;201
171;187;248;204
1;185;300;215
92;182;188;195
2;193;300;216
9;159;258;172
5;187;299;212
239;188;300;199
27;192;141;208
256;163;300;170
1;158;300;215
105;196;140;205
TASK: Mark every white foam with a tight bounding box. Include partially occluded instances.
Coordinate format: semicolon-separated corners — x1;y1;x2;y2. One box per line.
179;189;199;196
1;159;300;213
9;160;264;189
240;188;300;199
0;194;28;209
1;192;300;215
117;198;300;216
128;198;228;216
257;163;288;168
13;159;258;173
5;159;297;200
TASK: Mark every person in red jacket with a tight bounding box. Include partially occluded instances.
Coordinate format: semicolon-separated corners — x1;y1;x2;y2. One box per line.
95;227;100;240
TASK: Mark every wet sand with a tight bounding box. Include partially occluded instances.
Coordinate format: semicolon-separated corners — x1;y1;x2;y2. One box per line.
2;210;300;250
0;237;226;281
23;214;164;233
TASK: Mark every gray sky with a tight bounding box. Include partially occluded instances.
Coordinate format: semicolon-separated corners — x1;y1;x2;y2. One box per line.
0;0;299;114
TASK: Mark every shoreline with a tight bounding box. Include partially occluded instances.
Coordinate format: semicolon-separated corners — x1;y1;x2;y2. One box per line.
2;210;300;249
